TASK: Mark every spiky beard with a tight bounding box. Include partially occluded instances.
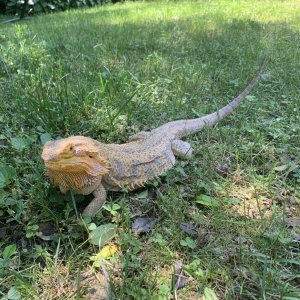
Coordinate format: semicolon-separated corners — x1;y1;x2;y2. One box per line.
47;169;100;192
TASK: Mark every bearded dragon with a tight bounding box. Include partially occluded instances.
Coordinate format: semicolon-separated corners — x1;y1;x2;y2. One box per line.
42;61;265;216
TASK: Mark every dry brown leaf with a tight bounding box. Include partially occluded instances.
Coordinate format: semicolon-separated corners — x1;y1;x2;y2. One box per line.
286;217;300;227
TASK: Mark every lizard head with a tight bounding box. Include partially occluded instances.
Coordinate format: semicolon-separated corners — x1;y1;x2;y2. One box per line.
41;136;109;191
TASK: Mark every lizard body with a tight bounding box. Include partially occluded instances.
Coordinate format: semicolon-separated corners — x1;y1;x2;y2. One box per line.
42;61;265;216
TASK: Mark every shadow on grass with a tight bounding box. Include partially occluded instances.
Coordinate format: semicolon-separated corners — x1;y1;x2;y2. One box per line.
2;10;299;138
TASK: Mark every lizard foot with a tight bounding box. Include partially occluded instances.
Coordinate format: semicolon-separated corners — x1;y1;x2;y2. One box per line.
171;139;193;159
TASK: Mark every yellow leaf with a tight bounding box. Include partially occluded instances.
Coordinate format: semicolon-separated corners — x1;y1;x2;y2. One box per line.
97;244;118;259
91;244;119;268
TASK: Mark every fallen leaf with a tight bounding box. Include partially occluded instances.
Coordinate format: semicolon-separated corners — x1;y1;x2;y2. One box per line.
180;223;197;236
174;260;190;290
179;186;191;197
92;244;118;268
234;236;247;244
214;162;231;176
38;222;56;240
83;270;110;300
285;217;300;227
132;217;157;233
86;286;108;300
287;196;298;205
291;229;300;241
98;244;118;259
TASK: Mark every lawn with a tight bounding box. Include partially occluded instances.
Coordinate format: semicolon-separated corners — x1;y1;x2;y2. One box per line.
0;0;300;299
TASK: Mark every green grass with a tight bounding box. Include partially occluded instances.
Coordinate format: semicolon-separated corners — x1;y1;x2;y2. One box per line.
1;0;300;299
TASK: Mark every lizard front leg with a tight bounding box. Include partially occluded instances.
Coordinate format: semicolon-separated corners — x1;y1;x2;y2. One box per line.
171;139;193;159
82;184;107;217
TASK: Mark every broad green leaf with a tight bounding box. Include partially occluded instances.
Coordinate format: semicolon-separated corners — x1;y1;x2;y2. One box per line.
137;190;148;199
274;164;289;171
288;162;299;173
180;239;188;247
203;287;219;300
0;165;16;188
183;260;205;280
112;204;121;210
278;236;293;244
88;223;97;231
175;165;187;177
11;136;36;151
180;237;197;249
89;223;117;247
7;287;21;300
36;126;45;133
282;295;300;300
11;138;26;150
103;204;112;211
185;237;197;249
40;133;52;145
196;195;219;207
158;284;170;295
183;259;202;272
225;197;240;205
0;172;6;189
83;216;92;224
3;244;16;259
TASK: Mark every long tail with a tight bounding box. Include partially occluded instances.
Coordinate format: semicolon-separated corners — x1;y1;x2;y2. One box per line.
154;59;267;139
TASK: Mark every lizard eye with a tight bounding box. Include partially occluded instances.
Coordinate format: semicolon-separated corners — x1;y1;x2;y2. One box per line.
70;146;73;151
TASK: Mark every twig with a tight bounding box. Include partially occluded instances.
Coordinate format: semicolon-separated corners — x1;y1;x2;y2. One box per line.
100;262;113;299
0;17;30;24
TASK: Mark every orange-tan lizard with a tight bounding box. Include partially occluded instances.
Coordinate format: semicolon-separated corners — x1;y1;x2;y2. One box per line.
42;61;266;216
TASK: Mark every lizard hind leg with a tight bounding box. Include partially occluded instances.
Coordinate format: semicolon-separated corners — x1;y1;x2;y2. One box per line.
128;131;150;142
171;139;193;159
82;184;107;217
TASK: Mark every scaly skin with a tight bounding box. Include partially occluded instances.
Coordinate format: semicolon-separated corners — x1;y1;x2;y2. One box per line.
42;61;266;216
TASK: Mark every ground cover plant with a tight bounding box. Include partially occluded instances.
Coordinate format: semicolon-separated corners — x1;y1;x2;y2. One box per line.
0;0;300;299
